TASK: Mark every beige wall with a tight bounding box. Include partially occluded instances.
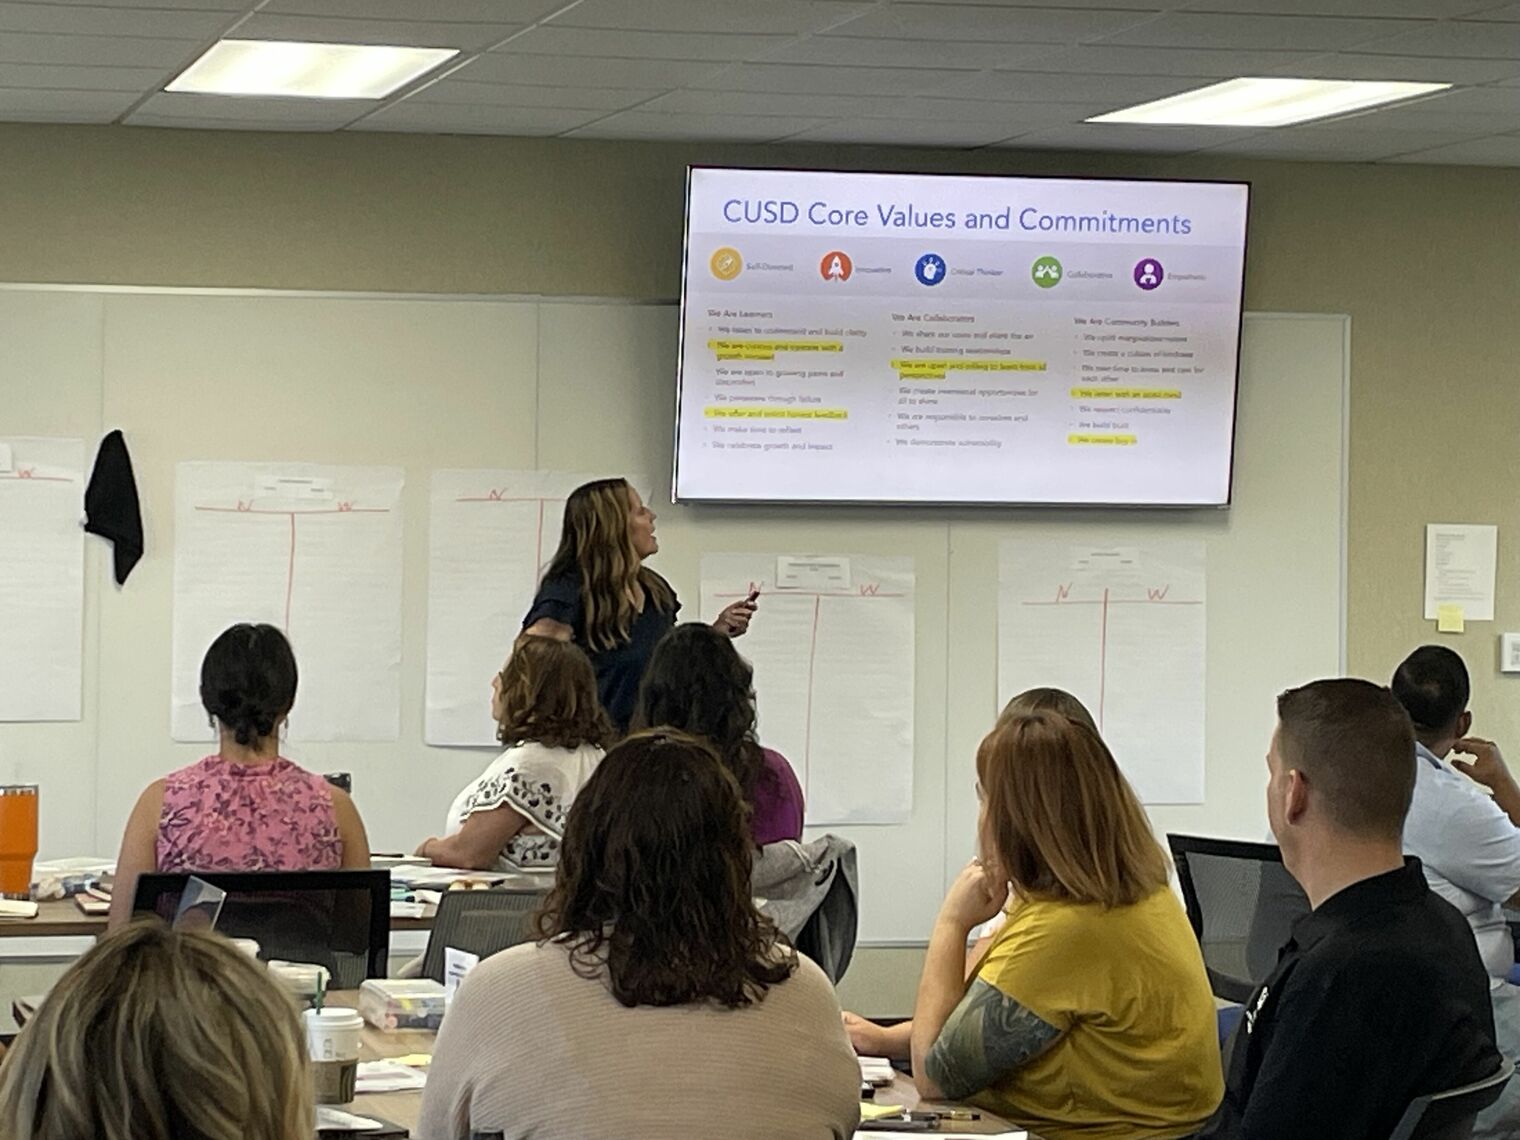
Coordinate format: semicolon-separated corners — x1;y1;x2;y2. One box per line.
3;123;1517;1013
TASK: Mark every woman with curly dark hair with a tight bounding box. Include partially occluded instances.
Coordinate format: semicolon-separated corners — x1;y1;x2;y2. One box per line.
415;635;612;872
416;731;860;1140
632;622;804;845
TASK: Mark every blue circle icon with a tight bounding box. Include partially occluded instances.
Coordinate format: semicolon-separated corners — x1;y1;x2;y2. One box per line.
914;253;947;286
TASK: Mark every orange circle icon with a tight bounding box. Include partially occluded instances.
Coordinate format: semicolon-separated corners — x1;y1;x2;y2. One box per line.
820;250;853;282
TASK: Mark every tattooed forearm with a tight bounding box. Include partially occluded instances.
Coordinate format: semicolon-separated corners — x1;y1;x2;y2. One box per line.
924;979;1062;1100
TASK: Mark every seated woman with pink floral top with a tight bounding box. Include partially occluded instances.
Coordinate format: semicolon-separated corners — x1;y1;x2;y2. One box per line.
108;623;371;928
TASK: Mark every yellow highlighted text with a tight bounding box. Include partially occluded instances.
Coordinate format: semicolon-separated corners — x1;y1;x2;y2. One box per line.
1068;433;1138;446
892;358;1046;380
1070;388;1181;400
708;339;843;361
705;407;849;420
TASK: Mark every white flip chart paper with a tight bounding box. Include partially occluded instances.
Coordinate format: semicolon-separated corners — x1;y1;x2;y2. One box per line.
171;463;404;742
999;541;1207;804
1424;523;1497;622
0;438;85;721
424;470;614;747
701;554;915;826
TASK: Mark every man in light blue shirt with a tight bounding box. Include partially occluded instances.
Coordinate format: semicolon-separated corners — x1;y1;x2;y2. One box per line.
1393;645;1520;1138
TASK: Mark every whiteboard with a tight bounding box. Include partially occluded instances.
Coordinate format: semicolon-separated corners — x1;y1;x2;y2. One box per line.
0;289;1345;945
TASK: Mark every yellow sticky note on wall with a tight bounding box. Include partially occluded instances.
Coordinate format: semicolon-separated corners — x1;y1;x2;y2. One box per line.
1437;604;1466;633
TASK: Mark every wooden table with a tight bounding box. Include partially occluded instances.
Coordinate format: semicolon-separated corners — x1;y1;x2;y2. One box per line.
0;899;437;939
338;992;1032;1137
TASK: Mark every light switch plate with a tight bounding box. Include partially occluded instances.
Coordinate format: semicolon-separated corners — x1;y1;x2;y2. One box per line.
1501;634;1520;673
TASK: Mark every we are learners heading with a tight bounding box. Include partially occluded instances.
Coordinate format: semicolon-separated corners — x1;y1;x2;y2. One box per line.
720;200;1195;236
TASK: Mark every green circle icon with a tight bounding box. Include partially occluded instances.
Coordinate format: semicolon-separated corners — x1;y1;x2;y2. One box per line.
1031;255;1063;289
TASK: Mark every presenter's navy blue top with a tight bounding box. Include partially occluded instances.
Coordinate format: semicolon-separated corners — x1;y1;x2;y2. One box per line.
523;570;679;732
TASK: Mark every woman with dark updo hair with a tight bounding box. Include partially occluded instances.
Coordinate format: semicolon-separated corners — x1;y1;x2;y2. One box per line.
108;624;370;927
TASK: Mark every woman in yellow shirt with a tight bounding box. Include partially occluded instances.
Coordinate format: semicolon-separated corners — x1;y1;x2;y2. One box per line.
911;710;1223;1140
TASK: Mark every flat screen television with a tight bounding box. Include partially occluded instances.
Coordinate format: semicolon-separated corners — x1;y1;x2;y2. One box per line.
673;166;1249;507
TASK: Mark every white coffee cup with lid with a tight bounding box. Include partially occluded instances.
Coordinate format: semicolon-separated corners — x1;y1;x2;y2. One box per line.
304;1008;363;1104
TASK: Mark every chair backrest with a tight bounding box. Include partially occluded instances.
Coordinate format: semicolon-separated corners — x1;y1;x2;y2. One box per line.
132;869;390;988
420;887;548;985
1387;1058;1514;1140
1167;834;1306;1003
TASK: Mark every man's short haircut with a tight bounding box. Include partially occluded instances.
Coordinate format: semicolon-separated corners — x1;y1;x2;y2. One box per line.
1391;645;1471;736
1276;678;1416;841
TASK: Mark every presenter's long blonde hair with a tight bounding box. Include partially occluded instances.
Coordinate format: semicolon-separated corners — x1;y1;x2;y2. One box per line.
0;920;311;1140
542;477;675;652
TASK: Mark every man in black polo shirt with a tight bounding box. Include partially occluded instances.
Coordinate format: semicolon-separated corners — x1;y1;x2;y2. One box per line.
1199;678;1500;1140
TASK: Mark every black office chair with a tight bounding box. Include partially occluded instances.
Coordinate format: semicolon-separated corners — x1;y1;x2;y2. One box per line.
1168;834;1306;1004
1388;1058;1514;1140
133;869;390;989
419;886;547;985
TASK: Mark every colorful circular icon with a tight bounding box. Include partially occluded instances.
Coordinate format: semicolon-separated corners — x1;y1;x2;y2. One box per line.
710;247;743;281
914;253;947;286
1031;255;1063;289
1133;258;1164;290
820;250;853;281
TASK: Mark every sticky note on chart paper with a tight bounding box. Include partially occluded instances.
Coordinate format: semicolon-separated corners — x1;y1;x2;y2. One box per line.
1437;604;1466;634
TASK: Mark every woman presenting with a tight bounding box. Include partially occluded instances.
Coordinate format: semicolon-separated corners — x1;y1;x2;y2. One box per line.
522;477;757;732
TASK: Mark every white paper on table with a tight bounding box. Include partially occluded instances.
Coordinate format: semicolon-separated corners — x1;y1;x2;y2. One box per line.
701;555;915;826
315;1106;387;1131
999;541;1206;805
171;462;404;742
424;470;603;746
856;1132;1027;1139
0;438;85;721
1424;523;1497;621
354;1060;427;1094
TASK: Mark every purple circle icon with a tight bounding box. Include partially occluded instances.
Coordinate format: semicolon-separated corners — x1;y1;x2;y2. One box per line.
1133;258;1164;290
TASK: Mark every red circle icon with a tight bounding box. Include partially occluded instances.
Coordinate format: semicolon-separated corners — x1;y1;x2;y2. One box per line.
819;251;853;282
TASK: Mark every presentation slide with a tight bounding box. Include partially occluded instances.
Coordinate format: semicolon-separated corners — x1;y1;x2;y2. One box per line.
673;167;1249;506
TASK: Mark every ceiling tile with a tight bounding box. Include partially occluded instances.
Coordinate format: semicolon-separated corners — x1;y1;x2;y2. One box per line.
1351;20;1520;57
502;25;794;61
1002;122;1247;152
1174;0;1496;14
685;62;974;96
0;2;232;38
1310;106;1519;133
0;87;136;117
1381;133;1520;163
127;90;369;125
891;96;1113;123
1197;125;1479;159
638;88;885;117
566;109;830;141
1453;3;1520;18
262;0;566;20
780;118;1026;147
351;102;607;134
1392;85;1520;112
0;32;203;68
1091;12;1424;51
233;13;518;52
827;4;1164;43
31;0;245;8
402;80;663;111
125;114;353;131
1027;44;1318;75
1273;51;1520;83
464;52;724;87
547;0;873;36
759;34;1055;69
936;70;1222;104
0;62;167;90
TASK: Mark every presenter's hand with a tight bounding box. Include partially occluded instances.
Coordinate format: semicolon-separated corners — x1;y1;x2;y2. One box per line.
1453;737;1514;791
715;594;758;638
938;858;1005;932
